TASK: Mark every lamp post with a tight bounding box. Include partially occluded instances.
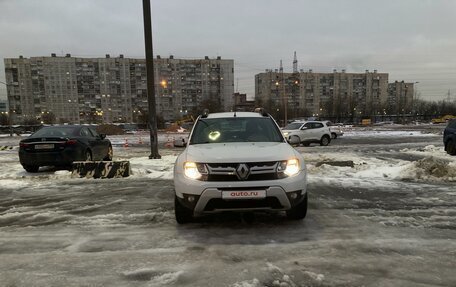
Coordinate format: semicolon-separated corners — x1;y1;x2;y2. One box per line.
412;81;419;121
142;0;161;159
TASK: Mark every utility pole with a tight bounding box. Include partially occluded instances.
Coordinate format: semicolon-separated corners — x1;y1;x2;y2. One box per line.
280;60;287;125
142;0;161;159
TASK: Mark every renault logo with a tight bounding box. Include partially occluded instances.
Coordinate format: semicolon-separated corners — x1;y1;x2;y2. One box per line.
236;164;250;180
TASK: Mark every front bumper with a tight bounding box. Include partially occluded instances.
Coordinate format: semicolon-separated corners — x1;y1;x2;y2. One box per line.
174;170;307;215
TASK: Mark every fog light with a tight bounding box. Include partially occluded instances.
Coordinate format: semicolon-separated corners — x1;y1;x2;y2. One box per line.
187;195;195;202
290;193;298;200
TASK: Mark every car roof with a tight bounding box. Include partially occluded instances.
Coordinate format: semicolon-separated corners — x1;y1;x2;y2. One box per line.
205;112;265;119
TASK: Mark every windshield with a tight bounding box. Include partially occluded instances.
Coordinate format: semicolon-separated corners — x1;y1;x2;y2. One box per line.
32;126;78;137
190;117;284;144
284;123;303;130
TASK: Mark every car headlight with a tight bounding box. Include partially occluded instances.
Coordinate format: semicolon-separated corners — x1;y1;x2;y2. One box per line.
184;162;207;180
284;158;300;176
278;158;300;177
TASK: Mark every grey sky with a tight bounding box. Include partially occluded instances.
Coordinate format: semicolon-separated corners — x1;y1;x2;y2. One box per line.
1;0;455;101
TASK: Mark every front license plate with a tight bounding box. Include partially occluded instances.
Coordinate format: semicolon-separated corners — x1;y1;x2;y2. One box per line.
222;190;266;199
35;144;54;150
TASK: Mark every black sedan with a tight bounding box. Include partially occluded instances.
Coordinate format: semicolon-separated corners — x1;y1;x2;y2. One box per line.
444;119;456;155
19;125;113;172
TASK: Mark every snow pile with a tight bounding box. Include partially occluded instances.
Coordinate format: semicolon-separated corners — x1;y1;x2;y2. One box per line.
129;155;177;179
400;157;456;182
108;133;189;146
231;278;261;287
344;130;436;138
307;148;456;183
120;268;185;286
148;270;185;286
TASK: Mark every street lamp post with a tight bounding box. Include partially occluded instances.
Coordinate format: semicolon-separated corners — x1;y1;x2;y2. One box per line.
142;0;161;159
412;81;419;121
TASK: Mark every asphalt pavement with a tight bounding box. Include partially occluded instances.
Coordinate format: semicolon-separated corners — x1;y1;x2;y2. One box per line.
0;131;455;286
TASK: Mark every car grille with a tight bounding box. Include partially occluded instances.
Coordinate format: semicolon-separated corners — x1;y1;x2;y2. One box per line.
204;197;283;211
205;161;279;181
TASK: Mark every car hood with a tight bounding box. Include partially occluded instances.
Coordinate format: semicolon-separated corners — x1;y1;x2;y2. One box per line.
185;142;298;163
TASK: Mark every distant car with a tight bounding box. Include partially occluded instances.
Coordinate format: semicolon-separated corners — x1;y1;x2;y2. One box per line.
282;120;331;146
19;125;112;172
322;121;344;139
444;120;456;155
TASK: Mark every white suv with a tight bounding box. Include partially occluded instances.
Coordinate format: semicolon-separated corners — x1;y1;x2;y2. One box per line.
282;121;331;146
173;110;307;223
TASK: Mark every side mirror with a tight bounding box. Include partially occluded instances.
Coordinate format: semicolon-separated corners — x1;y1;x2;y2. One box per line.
99;134;106;139
287;136;300;145
300;126;308;130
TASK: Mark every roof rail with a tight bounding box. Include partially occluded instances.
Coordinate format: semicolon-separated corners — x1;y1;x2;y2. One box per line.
254;107;268;117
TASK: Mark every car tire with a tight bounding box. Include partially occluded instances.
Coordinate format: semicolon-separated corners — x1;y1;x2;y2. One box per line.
286;193;308;220
447;140;456;155
175;195;193;224
331;132;337;139
290;135;301;147
85;150;92;161
320;135;330;146
23;165;39;173
103;145;113;161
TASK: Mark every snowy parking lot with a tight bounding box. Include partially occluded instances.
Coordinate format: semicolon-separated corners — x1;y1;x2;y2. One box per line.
1;126;456;286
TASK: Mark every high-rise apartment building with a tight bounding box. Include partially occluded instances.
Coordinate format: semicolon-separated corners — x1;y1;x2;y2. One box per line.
4;54;234;124
255;69;389;121
0;100;6;113
387;81;414;115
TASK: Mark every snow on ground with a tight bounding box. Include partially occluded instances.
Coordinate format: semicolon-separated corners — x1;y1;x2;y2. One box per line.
129;155;176;180
1;128;456;286
0;128;453;191
343;129;437;138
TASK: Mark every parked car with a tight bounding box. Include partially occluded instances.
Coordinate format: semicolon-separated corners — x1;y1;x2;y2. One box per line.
19;125;112;172
173;109;307;223
444;119;456;155
282;120;332;146
322;121;344;139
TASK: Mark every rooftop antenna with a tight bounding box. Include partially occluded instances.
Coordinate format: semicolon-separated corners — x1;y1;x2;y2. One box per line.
293;51;298;73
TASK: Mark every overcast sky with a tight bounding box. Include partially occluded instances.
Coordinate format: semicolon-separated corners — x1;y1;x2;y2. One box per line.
1;0;455;101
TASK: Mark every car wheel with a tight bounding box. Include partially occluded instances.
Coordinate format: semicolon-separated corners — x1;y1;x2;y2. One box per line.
331;132;337;139
290;135;301;147
447;140;456;155
85;150;92;161
103;145;113;161
286;193;308;220
175;195;193;224
320;135;330;146
23;165;39;173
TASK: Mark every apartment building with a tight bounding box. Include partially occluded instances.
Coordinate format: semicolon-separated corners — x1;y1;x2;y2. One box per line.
0;100;6;113
255;69;389;121
4;54;234;124
387;81;414;115
233;92;255;112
